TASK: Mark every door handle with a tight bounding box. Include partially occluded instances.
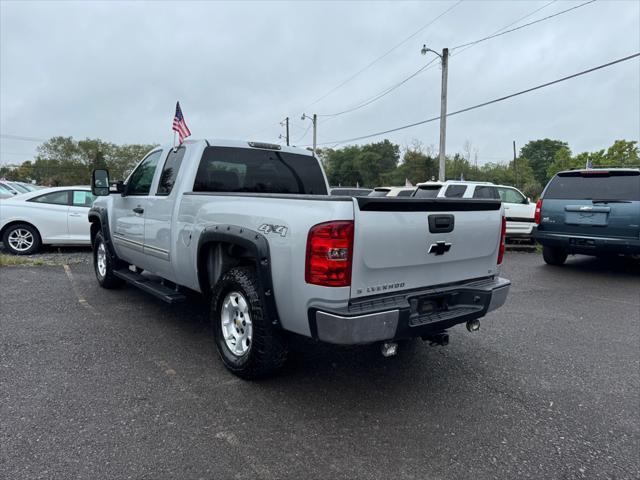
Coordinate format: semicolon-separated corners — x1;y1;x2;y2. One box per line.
428;214;454;233
69;212;83;217
133;207;144;214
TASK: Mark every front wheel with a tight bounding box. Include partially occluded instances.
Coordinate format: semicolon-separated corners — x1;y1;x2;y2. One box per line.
542;245;568;266
210;266;287;379
93;231;123;288
2;223;41;255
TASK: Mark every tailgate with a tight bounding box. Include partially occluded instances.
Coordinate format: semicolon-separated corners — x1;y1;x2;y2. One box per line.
350;197;503;299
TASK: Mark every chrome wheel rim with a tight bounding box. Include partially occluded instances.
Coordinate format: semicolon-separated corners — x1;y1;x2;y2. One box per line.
8;228;34;252
220;291;253;356
96;242;107;277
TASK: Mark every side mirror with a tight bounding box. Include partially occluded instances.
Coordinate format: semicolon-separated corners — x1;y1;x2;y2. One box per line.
111;181;125;194
91;169;110;196
526;197;531;204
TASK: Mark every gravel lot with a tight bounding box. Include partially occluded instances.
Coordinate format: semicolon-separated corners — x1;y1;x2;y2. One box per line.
1;252;638;479
0;243;92;265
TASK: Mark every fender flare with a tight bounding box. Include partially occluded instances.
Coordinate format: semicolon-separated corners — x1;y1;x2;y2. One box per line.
88;206;118;261
197;224;281;326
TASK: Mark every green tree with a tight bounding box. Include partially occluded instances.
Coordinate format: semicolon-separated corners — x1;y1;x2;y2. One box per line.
520;139;569;186
603;140;639;166
323;140;400;187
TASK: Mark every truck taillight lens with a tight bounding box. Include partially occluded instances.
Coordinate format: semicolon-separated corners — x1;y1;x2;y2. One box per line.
534;198;543;225
305;221;354;287
497;215;507;265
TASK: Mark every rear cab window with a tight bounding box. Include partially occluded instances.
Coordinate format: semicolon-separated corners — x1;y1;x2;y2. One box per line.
545;170;640;201
193;147;327;195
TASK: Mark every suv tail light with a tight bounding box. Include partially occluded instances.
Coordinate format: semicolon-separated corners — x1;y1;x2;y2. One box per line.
305;221;354;287
534;198;543;225
497;215;507;265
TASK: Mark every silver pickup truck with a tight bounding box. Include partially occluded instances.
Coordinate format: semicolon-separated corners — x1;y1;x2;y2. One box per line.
89;139;510;378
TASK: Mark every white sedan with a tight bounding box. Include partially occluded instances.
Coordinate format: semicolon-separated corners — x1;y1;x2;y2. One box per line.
0;186;95;255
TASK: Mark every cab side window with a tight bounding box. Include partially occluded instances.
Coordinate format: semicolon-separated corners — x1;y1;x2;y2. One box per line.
28;191;70;205
473;186;500;199
126;150;163;196
72;191;96;207
444;185;466;198
157;147;185;195
500;188;526;204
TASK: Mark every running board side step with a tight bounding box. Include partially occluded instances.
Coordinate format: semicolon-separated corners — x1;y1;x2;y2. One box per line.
113;269;186;304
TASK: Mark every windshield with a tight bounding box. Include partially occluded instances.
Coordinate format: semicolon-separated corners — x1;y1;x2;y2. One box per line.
545;171;639;201
9;182;30;193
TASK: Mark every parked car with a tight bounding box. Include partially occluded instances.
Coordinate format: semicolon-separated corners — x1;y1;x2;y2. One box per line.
534;168;640;265
330;187;372;196
0;186;95;254
495;185;536;241
413;181;534;240
416;180;500;200
88;139;510;378
369;186;416;197
0;183;14;199
0;181;27;195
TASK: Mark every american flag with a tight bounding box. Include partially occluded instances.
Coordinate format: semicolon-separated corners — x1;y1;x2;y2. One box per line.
172;101;191;144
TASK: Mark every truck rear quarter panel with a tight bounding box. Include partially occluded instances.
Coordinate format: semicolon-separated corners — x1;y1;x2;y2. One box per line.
176;193;355;336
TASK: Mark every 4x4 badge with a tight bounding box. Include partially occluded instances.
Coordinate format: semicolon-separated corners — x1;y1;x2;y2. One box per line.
428;241;452;255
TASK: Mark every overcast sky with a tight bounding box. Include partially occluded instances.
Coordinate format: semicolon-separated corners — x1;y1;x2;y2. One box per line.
1;0;639;166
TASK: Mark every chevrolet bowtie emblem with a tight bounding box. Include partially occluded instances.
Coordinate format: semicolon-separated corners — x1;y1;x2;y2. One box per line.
428;241;452;255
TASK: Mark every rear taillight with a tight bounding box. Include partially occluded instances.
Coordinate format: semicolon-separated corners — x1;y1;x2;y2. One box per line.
305;221;354;287
497;215;507;265
534;198;543;225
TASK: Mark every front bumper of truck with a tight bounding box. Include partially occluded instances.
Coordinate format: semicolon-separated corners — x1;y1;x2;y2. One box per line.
308;276;510;345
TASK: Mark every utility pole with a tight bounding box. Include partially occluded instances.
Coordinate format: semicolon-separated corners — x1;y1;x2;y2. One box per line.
512;140;518;188
279;117;290;145
285;117;290;146
301;113;317;156
421;45;448;181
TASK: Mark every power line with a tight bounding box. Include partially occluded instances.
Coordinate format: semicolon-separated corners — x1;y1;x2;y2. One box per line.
303;0;463;110
312;0;583;121
317;58;439;118
451;0;597;51
453;0;557;57
310;52;639;147
291;121;313;145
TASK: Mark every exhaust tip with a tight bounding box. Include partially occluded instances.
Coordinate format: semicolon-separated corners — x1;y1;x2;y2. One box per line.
381;342;398;357
466;319;481;332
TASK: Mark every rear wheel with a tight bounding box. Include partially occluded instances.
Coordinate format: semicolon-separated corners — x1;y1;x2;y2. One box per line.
2;223;41;255
542;245;567;266
210;266;287;379
93;231;123;288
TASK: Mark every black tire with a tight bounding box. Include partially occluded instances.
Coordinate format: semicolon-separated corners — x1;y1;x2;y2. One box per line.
93;231;124;289
542;245;568;266
2;223;41;255
210;266;287;379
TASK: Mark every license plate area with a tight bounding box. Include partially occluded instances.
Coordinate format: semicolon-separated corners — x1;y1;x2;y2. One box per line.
408;290;488;327
569;237;597;248
565;212;608;226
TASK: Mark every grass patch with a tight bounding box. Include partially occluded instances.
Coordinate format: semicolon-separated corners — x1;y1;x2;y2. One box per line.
0;253;48;267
